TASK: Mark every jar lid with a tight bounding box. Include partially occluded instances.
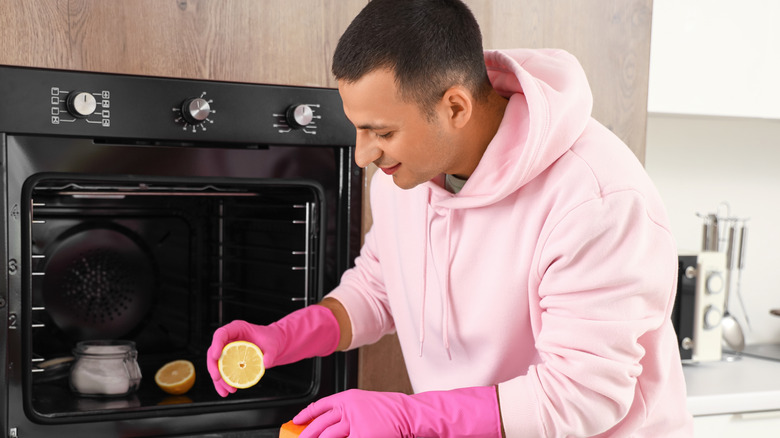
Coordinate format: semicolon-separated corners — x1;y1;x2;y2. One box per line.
73;340;136;357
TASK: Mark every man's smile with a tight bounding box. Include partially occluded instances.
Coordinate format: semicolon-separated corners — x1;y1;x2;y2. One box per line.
379;163;401;175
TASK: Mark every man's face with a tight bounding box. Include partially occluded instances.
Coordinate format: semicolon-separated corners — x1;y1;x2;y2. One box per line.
338;69;458;190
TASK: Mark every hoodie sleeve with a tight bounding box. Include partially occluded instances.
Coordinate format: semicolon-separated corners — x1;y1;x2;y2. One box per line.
498;189;679;437
325;225;397;349
324;170;398;349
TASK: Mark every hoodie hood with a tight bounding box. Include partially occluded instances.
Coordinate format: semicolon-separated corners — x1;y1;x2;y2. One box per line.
437;49;594;209
415;49;595;359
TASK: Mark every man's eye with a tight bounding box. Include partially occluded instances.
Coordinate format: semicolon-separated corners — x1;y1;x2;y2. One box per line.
376;132;393;139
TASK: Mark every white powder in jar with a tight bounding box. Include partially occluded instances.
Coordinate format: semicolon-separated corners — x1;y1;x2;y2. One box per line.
70;344;133;396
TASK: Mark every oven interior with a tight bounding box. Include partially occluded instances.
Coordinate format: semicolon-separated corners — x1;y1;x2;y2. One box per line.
26;177;326;421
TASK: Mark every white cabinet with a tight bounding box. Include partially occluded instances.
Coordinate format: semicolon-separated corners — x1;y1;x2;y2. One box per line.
694;411;780;438
684;356;780;436
648;0;780;118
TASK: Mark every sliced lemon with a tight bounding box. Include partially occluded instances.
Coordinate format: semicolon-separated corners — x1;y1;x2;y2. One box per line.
280;419;310;438
218;340;265;389
154;359;196;395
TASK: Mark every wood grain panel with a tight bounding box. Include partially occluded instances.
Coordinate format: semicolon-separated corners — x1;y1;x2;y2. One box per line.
466;0;653;159
65;0;366;87
1;0;366;87
0;0;71;68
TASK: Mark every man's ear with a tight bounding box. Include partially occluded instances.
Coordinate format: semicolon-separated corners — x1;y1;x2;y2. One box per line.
441;85;473;129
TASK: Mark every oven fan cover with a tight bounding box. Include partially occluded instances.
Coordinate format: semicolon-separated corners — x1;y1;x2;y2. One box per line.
42;224;157;340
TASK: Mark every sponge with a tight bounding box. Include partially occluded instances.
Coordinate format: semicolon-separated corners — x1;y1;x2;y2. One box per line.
279;420;309;438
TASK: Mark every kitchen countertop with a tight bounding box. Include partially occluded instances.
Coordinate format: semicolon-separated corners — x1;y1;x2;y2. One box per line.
684;345;780;416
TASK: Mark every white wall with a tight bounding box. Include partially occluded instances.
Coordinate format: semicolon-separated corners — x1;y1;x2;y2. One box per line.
644;114;780;345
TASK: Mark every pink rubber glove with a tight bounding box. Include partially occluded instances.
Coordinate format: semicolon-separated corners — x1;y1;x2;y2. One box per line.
292;386;503;438
207;305;340;397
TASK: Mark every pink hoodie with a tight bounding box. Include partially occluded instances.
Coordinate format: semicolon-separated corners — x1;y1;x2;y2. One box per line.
327;49;693;437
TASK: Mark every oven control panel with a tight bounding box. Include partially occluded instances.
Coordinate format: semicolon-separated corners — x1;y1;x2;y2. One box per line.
51;88;112;127
0;64;355;147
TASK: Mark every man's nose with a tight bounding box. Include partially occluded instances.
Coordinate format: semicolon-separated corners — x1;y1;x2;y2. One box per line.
354;133;382;168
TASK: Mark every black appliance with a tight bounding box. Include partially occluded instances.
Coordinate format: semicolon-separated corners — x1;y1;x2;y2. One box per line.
0;64;361;437
672;255;697;361
672;252;727;363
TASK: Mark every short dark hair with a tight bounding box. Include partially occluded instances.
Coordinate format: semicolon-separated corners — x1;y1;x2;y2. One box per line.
332;0;492;118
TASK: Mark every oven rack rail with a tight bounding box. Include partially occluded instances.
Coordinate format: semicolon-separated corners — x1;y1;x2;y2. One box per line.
29;307;48;373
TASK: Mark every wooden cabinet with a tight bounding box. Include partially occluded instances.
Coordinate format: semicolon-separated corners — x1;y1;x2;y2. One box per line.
0;0;363;87
469;0;653;160
0;0;654;396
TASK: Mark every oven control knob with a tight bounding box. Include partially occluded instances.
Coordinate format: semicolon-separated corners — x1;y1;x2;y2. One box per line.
66;91;98;118
703;305;722;330
181;97;211;124
286;104;314;129
705;271;724;294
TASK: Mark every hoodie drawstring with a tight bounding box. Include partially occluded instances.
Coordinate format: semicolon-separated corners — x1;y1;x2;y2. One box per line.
419;187;453;360
419;189;430;357
442;213;452;360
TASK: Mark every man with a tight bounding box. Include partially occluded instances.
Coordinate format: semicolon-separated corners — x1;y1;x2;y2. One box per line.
208;0;693;436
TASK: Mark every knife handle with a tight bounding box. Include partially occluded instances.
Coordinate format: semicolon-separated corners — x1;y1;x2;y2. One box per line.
737;225;747;270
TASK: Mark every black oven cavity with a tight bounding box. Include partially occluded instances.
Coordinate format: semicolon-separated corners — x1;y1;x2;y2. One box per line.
30;179;325;412
1;65;360;437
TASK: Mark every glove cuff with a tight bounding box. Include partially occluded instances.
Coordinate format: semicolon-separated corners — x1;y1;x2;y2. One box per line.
410;385;503;438
266;304;341;367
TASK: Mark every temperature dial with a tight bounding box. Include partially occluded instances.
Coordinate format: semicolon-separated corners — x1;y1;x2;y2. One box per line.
66;91;97;118
286;104;314;129
181;97;212;125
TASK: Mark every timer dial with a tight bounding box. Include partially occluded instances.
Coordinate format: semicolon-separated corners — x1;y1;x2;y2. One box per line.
66;91;97;118
181;97;212;125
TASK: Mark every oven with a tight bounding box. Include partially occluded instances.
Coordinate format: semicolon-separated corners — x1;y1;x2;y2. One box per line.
0;65;361;437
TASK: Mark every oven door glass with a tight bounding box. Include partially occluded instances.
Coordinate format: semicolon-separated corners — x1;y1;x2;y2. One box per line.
6;135;355;433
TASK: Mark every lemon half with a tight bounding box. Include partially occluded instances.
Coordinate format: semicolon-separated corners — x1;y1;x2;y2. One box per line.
154;359;196;395
217;340;265;389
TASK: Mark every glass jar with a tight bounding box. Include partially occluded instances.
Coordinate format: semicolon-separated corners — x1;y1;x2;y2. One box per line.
69;340;142;397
